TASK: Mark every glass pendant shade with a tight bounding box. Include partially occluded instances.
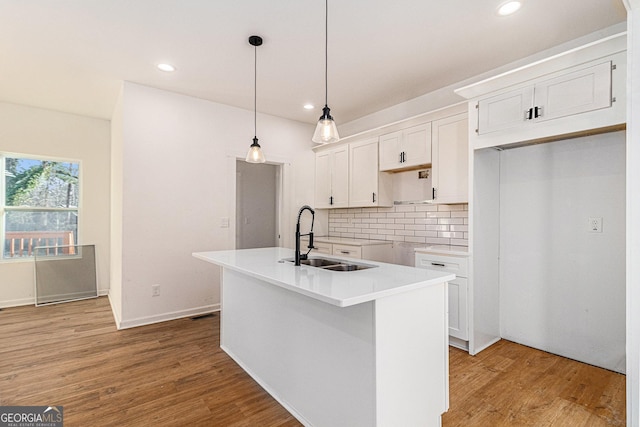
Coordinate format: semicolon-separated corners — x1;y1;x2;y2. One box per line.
246;137;265;163
312;105;340;144
313;0;339;144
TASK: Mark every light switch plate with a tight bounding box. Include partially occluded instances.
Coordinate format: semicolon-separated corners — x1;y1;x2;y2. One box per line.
220;217;229;228
589;217;603;233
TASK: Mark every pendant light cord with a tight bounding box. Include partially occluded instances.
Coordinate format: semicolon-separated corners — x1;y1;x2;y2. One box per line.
324;0;328;106
254;43;257;138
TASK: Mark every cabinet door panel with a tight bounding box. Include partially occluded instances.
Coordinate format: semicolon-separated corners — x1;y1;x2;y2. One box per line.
534;61;611;122
349;139;379;207
477;87;533;135
448;278;468;340
315;151;332;209
403;123;432;168
379;131;403;171
432;114;468;203
332;146;349;208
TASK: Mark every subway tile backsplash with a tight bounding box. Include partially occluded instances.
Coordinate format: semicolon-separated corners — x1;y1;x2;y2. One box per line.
328;204;469;246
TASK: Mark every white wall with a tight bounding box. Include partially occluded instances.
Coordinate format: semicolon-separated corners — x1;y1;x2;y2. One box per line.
109;86;124;321
0;102;111;307
499;132;626;373
111;82;314;329
339;24;627;138
625;1;640;425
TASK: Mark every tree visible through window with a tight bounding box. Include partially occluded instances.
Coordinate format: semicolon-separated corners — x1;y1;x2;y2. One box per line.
2;156;80;259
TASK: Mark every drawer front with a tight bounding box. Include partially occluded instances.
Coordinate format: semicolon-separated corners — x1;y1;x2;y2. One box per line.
415;253;468;277
311;242;332;255
332;244;362;259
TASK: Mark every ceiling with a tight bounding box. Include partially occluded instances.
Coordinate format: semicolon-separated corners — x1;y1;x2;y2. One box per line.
0;1;627;125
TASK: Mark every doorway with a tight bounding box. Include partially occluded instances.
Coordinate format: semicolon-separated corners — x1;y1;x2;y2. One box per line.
235;161;280;249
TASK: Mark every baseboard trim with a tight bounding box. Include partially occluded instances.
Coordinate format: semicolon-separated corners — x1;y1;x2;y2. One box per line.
107;293;122;329
0;297;34;309
471;336;502;355
1;289;108;309
117;304;221;330
449;336;469;352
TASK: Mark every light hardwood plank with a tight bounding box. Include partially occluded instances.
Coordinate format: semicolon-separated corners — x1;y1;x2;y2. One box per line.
0;297;625;426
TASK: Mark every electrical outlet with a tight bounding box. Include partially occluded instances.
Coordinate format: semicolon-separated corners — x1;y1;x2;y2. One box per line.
152;284;160;297
589;217;603;233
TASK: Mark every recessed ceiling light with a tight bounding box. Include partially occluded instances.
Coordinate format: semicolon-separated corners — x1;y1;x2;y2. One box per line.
157;63;176;72
303;104;315;110
497;1;521;16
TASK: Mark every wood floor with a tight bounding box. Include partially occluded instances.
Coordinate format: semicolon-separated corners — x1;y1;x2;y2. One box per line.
0;297;625;426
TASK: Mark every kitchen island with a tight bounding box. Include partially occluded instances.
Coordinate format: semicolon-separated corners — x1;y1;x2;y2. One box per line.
193;247;454;427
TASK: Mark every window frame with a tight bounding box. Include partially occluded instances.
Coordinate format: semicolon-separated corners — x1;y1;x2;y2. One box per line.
1;152;82;262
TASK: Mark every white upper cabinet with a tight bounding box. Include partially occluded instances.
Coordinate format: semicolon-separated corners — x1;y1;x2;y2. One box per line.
459;39;626;150
455;34;626;150
477;61;613;137
349;138;392;207
477;87;534;135
534;61;612;122
432;113;469;204
379;123;432;171
314;145;348;209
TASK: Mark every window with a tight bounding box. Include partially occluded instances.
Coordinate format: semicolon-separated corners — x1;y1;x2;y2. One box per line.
2;155;80;259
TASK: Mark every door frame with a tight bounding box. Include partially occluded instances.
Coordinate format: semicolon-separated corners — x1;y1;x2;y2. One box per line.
227;153;292;250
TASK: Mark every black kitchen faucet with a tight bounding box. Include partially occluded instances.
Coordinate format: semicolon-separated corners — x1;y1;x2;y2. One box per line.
295;205;315;266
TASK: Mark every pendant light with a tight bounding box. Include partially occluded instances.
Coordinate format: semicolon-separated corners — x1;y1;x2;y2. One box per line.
246;35;266;163
312;0;340;144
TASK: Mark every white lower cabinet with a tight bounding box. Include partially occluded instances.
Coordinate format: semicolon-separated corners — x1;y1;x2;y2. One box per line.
303;238;393;263
415;252;469;343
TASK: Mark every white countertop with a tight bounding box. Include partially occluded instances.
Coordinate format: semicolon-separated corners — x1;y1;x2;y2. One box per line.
415;245;470;257
302;236;392;246
193;247;454;307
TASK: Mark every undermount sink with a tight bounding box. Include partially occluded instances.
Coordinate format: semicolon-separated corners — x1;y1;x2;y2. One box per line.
280;256;377;272
299;258;339;267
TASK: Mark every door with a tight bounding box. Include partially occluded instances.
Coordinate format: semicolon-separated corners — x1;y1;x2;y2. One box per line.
315;150;332;208
448;277;469;340
331;146;349;208
477;86;534;135
379;130;403;171
432;113;468;203
349;138;379;207
402;123;432;168
236;161;278;249
534;61;612;123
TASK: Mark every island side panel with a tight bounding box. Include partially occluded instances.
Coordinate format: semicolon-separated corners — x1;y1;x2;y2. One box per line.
220;268;376;427
374;282;449;426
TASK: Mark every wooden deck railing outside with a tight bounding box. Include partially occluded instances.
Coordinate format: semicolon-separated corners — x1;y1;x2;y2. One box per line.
5;231;76;257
